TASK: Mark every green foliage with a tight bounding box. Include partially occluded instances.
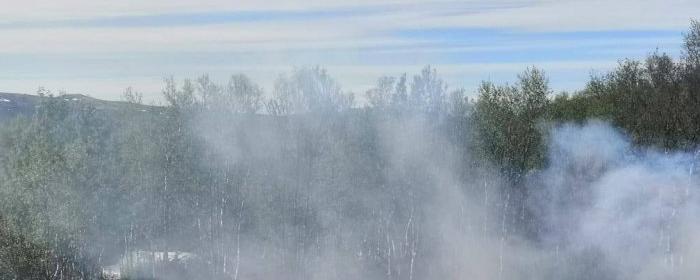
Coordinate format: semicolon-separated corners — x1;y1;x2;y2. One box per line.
473;67;550;177
0;93;108;279
546;20;700;150
550;51;700;149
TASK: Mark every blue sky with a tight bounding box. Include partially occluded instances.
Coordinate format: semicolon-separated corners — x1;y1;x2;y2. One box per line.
0;0;697;103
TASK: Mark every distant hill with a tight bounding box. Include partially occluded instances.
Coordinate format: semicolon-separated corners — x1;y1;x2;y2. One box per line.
0;92;157;121
0;92;42;119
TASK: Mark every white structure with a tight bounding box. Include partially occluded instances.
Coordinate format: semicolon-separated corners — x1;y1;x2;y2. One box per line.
101;250;199;279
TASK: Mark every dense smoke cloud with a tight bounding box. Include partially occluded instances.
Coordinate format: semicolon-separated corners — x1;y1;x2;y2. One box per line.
190;100;700;280
189;106;510;279
529;122;700;280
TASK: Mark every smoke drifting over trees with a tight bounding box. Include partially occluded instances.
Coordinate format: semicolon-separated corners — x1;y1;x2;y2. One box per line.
1;20;700;280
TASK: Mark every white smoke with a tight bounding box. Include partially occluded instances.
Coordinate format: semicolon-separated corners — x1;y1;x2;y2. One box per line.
529;121;700;280
111;111;700;280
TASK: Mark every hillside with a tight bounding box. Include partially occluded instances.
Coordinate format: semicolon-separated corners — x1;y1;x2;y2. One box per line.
0;92;157;121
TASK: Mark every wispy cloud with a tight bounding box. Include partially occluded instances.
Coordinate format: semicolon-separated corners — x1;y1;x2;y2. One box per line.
0;0;695;101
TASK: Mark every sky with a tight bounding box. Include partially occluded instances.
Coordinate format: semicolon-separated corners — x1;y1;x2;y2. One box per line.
0;0;698;103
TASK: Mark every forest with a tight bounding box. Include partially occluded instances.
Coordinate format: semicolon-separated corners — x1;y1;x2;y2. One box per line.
0;21;699;280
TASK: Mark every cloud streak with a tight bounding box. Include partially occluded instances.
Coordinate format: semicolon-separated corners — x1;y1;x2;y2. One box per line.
0;0;695;100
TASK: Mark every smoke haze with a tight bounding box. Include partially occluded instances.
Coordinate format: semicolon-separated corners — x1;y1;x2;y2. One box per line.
189;105;700;280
